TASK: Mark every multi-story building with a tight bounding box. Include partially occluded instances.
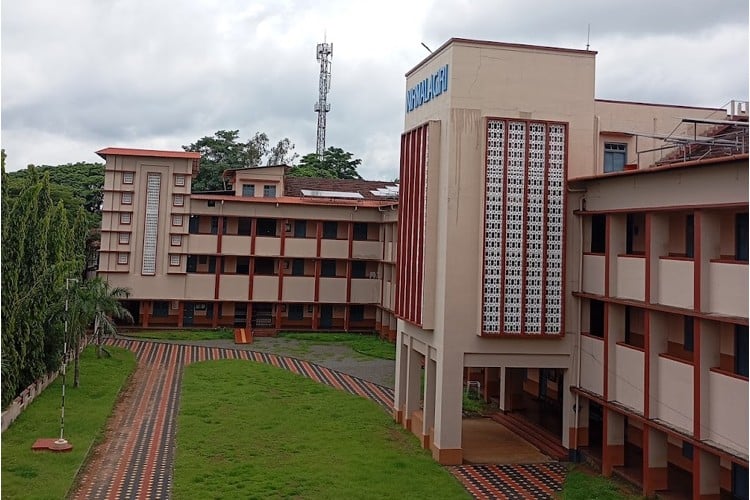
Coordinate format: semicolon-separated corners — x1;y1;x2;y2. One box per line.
392;38;748;499
96;148;399;340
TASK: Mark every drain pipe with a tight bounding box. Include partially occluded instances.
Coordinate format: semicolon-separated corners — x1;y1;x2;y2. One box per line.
568;186;587;461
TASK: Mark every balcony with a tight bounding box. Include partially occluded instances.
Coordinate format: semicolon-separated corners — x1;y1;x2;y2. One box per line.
582;254;605;296
657;257;694;309
580;334;604;396
281;276;315;302
284;238;317;258
184;275;216;300
319;277;347;302
615;255;645;301
252;275;279;301
255;237;281;256
613;343;644;414
221;235;250;255
708;261;749;318
706;369;748;455
352;241;383;260
320;240;348;259
187;234;217;254
219;274;249;301
350;278;381;303
655;355;693;433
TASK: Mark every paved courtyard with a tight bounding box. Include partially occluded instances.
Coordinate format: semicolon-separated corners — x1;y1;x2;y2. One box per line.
70;338;567;499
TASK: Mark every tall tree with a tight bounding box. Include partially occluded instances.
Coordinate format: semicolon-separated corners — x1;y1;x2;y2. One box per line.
287;147;363;180
183;130;296;192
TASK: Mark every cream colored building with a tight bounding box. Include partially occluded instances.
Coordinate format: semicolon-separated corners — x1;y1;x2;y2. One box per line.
97;148;399;340
392;38;748;499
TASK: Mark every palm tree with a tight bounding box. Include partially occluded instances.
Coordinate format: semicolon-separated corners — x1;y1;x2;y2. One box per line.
69;278;133;386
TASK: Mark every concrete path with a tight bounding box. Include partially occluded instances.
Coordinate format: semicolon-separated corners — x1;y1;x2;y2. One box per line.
71;338;567;499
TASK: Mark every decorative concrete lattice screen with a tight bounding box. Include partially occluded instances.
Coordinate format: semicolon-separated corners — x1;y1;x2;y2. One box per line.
142;173;161;275
482;119;566;335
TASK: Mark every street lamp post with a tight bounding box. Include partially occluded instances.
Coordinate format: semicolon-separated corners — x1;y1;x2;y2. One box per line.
54;277;79;448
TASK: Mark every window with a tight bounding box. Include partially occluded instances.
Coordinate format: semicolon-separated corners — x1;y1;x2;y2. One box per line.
173;194;184;207
242;184;255;197
736;212;748;261
236;257;250;275
257;218;277;237
685;214;695;258
189;215;200;233
294;220;307;238
172;214;183;227
684;317;694;352
186;255;197;272
288;304;304;320
175;175;186;187
171;234;182;246
120;212;131;224
292;259;305;276
142;173;161;275
590;215;606;253
732;463;749;500
121;192;133;205
119;232;130;244
321;259;337;277
626;213;645;255
323;221;338;239
122;171;134;184
152;301;169;317
681;442;693;459
254;258;274;275
589;300;604;338
603;143;627;173
117;253;129;265
207;200;216;207
353;222;368;241
350;305;364;321
351;260;367;278
263;185;276;197
736;325;748;377
169;254;180;266
238;217;251;235
207;256;216;273
210;216;219;235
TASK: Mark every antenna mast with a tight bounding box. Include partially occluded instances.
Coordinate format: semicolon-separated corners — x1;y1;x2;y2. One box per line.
314;41;333;156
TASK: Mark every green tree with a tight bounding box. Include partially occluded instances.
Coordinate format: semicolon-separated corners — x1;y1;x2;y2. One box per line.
183;130;296;192
288;147;363;180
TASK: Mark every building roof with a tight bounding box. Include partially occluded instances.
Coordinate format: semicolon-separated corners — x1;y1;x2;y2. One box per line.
406;38;596;77
284;177;399;201
96;147;201;160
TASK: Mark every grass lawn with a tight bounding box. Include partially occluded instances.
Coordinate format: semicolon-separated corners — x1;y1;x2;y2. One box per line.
280;332;396;360
1;346;136;499
121;328;234;341
174;360;468;499
560;467;645;499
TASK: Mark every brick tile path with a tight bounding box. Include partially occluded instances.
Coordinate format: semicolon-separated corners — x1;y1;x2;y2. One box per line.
72;339;567;499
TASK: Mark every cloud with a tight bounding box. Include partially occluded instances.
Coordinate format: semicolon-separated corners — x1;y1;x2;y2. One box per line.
2;0;747;181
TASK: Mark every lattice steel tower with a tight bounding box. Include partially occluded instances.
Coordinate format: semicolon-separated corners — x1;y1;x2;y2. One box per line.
314;42;333;156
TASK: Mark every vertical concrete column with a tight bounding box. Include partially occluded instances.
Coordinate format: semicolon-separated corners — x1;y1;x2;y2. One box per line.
698;320;720;439
608;214;626;297
497;367;507;411
602;409;625;475
698;211;720;313
570;396;590;453
696;450;721;500
404;341;422;431
648;311;668;416
643;427;668;495
561;368;575;451
606;304;625;399
431;351;463;465
421;354;437;449
392;332;408;423
142;300;151;328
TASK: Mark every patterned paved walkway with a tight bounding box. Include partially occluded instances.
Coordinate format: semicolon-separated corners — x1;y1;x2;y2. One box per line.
73;338;566;499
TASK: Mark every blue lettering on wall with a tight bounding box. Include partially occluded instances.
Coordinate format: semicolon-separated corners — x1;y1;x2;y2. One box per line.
405;64;449;113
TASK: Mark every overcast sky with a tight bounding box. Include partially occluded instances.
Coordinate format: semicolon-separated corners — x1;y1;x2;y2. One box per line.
2;1;748;180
